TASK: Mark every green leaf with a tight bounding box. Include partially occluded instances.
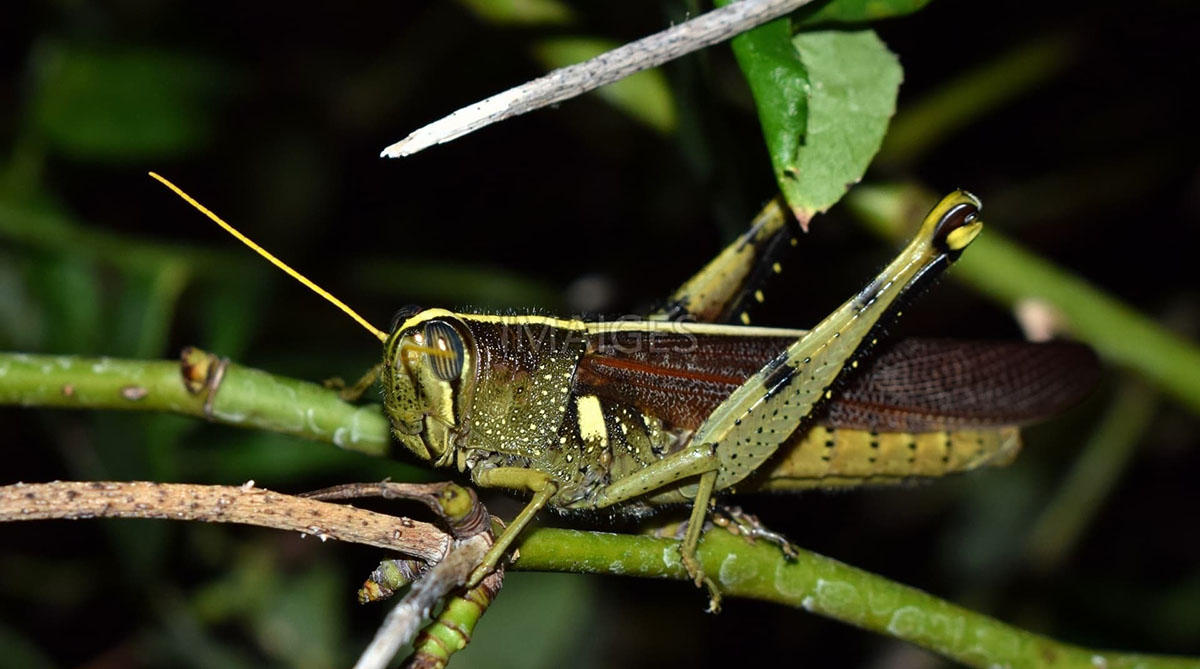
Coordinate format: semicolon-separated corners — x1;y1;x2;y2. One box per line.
876;36;1076;168
784;29;901;225
189;547;343;669
457;572;596;668
0;623;55;669
199;278;267;359
192;431;430;486
254;564;345;669
25;251;102;353
720;2;810;188
532;38;677;134
31;42;226;161
0;251;46;350
797;0;933;26
455;0;574;25
107;261;191;358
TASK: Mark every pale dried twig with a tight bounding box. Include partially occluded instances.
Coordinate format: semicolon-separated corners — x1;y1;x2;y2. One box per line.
300;480;500;669
0;480;449;562
380;0;815;158
1;480;503;669
354;533;493;669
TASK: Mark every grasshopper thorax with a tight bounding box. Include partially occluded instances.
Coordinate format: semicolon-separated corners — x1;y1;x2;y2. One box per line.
383;308;475;467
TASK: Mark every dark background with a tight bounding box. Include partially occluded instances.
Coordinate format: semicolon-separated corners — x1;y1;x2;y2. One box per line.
2;1;1198;667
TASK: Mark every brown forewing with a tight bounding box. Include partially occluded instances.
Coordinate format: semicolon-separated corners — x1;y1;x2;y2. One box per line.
574;332;1099;433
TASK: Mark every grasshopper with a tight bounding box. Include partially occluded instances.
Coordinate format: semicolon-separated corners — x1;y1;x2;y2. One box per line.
151;174;1096;606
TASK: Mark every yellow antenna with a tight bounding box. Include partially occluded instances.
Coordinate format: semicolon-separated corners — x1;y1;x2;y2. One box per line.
149;172;388;343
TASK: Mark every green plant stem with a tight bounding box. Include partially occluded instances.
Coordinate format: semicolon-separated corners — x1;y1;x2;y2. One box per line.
406;569;504;669
4;352;1197;667
846;183;1200;415
513;527;1197;669
874;35;1077;169
0;198;251;278
0;351;389;456
1024;377;1159;571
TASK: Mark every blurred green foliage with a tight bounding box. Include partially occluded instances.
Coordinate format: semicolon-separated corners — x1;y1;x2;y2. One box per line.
30;43;227;161
1;0;1198;667
457;0;575;26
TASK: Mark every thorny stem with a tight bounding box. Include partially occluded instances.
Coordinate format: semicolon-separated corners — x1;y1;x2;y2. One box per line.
3;352;1198;668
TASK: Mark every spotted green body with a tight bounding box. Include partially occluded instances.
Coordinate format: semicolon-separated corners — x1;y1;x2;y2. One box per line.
375;192;994;600
154;173;1091;610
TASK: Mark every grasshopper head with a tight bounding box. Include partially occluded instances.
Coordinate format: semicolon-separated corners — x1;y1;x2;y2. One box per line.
143;174;476;466
381;308;475;467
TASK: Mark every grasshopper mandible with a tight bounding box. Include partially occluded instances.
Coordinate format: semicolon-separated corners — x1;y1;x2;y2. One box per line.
150;174;1096;607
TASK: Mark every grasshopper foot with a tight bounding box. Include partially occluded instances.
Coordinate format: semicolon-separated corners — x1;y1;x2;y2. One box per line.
680;544;723;613
712;505;799;559
321;376;367;402
324;363;383;402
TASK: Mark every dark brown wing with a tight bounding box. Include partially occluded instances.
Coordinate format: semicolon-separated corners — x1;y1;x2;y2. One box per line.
825;338;1100;431
574;332;1099;433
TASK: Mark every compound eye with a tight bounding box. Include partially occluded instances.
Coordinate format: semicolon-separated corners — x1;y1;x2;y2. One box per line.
389;305;422;333
423;320;465;381
933;201;980;252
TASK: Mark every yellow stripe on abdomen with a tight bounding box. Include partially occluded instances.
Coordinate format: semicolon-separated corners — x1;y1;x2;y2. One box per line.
749;425;1021;491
